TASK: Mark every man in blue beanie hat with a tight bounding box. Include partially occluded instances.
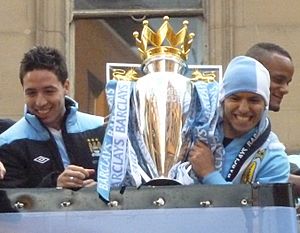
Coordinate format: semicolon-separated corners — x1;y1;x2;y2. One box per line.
189;56;289;184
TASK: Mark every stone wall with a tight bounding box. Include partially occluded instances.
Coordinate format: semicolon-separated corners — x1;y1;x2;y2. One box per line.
0;0;299;152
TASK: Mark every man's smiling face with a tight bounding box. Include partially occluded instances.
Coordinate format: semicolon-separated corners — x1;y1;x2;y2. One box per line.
263;53;294;112
23;69;70;130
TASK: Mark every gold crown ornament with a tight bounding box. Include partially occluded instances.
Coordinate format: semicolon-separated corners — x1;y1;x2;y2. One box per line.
133;16;195;74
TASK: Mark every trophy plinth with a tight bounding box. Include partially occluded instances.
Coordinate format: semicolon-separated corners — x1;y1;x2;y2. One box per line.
145;177;182;186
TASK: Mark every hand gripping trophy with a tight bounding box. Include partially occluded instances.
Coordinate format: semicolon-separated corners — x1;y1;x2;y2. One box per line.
97;16;221;201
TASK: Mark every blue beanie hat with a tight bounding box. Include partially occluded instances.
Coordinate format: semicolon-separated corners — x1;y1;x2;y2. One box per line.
219;56;270;108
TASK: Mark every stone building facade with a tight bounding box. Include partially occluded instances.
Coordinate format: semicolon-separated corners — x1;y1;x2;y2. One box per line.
0;0;300;153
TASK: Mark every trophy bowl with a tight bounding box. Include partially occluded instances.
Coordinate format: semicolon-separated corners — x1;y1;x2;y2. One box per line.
135;53;192;186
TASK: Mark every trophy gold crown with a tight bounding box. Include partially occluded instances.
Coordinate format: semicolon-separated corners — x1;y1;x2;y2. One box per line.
133;16;195;62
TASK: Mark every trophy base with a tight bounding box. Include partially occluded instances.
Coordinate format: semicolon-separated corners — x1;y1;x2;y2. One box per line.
144;178;182;186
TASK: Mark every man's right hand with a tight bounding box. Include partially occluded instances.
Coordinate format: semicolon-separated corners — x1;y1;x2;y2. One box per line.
0;161;6;179
56;165;95;189
188;141;215;179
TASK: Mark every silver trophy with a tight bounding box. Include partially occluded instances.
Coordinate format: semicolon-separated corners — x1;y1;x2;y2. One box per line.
132;16;195;185
97;17;221;201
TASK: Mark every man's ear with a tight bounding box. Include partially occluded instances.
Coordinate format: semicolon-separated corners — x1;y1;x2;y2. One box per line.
64;79;70;95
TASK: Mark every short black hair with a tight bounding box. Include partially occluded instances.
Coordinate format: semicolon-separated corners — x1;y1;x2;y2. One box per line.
245;42;292;61
19;46;68;85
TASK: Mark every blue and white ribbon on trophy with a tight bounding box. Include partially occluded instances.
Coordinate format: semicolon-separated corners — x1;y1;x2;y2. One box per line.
193;80;223;171
97;80;142;201
169;79;222;184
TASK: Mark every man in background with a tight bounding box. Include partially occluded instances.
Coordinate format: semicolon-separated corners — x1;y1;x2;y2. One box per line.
245;42;294;112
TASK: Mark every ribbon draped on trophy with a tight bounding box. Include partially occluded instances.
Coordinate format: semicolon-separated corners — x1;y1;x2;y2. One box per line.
97;16;222;201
